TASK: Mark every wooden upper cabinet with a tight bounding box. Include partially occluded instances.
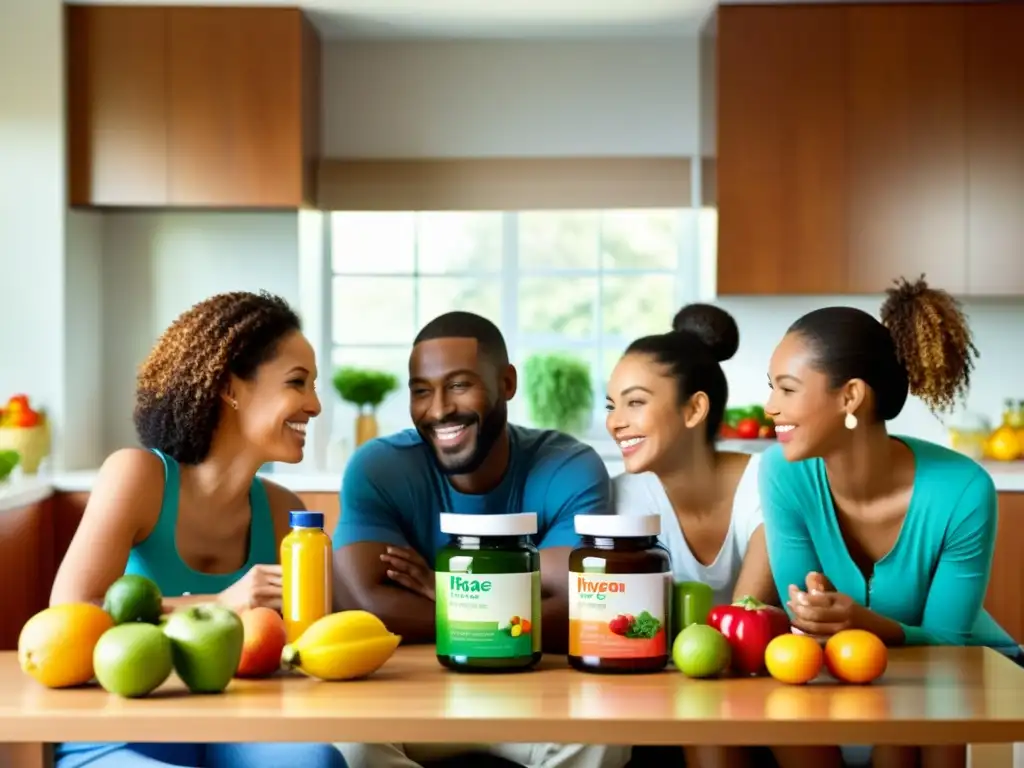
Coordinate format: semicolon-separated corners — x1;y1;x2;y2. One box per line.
67;6;322;209
66;7;169;207
716;6;848;295
966;3;1024;296
845;5;968;295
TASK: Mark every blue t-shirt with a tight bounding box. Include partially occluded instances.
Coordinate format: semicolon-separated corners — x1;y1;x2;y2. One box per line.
333;424;612;564
759;437;1018;655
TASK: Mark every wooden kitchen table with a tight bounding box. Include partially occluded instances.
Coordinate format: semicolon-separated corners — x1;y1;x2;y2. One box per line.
1;646;1022;768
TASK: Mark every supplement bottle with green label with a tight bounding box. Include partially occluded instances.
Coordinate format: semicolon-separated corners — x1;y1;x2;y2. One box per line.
435;512;542;673
568;514;671;674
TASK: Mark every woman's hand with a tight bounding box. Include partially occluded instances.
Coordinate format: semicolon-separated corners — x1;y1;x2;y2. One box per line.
787;572;855;637
380;546;435;601
217;564;283;613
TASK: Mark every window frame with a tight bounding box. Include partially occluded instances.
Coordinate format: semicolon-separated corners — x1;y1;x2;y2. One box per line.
313;208;702;467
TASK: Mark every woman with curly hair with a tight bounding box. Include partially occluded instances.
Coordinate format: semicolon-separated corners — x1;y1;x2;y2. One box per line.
760;276;1019;768
50;291;346;768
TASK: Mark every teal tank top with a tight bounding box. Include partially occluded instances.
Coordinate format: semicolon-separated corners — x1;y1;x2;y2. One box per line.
123;449;278;597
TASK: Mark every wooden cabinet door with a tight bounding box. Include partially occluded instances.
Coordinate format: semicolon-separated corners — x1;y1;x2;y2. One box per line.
966;4;1024;296
988;493;1024;645
67;6;168;207
166;7;304;207
716;6;848;295
846;5;968;295
0;499;52;650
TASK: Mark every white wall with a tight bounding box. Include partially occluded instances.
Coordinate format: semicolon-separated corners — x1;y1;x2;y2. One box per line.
100;212;300;454
64;212;105;468
323;39;699;158
0;0;106;471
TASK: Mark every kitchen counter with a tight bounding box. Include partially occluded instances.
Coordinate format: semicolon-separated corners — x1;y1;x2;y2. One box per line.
5;447;1024;513
0;476;53;511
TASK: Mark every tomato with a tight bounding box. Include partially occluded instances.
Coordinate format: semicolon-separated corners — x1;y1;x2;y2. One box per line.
735;417;761;440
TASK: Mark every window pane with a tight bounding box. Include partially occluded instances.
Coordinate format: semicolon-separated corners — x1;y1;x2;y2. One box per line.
601;274;677;338
601;210;682;270
417;213;503;274
518;211;600;271
601;343;631;389
332;276;415;345
519;276;598;339
418;277;502;328
331;212;415;274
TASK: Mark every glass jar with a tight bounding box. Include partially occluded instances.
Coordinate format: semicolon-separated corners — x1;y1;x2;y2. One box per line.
435;512;542;673
568;514;672;674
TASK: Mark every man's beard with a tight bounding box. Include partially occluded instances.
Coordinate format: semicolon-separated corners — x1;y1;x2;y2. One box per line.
418;401;508;477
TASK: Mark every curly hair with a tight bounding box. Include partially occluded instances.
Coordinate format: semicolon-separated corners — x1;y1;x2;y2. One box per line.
133;291;302;464
880;275;979;415
788;275;978;421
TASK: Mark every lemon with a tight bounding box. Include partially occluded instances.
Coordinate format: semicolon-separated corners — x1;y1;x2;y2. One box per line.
283;635;401;681
290;610;392;649
280;610;401;681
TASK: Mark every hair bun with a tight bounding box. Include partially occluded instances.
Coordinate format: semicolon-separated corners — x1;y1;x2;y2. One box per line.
671;303;739;363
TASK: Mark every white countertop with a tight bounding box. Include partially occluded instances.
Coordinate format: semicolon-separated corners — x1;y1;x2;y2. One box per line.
5;442;1024;513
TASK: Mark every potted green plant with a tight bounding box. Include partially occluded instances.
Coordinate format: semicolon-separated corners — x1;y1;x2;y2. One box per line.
523;353;594;435
332;367;399;446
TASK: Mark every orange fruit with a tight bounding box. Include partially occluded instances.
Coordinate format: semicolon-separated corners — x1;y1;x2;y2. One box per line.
18;603;115;688
764;633;824;684
824;629;887;684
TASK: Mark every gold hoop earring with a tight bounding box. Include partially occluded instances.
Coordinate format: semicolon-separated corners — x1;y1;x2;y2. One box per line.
231;399;238;410
844;412;858;430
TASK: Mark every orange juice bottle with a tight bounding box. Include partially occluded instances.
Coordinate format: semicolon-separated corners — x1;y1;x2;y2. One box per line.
280;511;333;643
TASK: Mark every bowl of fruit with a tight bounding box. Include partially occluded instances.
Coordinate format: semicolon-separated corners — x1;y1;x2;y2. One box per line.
0;395;50;475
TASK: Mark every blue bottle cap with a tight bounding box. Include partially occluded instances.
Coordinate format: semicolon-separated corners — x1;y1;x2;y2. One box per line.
289;511;324;529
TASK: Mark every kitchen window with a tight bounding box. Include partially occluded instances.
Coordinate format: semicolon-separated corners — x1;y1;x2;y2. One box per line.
317;208;701;461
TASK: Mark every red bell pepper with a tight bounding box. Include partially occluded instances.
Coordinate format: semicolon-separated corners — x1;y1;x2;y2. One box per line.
707;595;791;676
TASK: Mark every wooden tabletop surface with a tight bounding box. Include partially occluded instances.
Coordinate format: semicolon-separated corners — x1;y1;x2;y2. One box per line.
1;645;1023;747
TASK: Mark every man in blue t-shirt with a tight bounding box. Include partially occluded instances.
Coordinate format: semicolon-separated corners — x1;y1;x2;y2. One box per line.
331;312;627;768
332;310;612;653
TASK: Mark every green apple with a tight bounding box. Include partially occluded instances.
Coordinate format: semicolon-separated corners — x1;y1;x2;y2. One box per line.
94;623;173;698
162;604;243;694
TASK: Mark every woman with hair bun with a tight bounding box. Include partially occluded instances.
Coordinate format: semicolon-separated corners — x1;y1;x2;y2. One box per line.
50;291;346;768
761;276;1020;768
606;304;781;768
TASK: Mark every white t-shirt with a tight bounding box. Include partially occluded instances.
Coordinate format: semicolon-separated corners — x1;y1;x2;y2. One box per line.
610;453;764;607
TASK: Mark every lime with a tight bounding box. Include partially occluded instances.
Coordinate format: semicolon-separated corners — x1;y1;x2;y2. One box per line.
672;623;731;679
103;574;163;625
93;623;173;697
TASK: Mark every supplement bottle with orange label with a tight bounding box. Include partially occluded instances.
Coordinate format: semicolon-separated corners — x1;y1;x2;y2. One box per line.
568;514;671;674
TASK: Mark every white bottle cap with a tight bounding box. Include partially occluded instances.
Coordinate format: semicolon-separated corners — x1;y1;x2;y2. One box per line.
575;514;661;538
440;512;538;537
